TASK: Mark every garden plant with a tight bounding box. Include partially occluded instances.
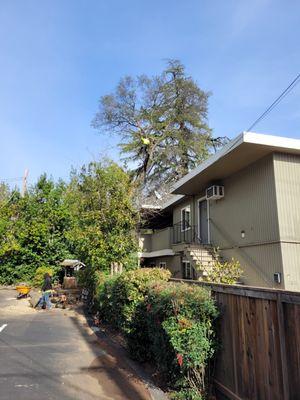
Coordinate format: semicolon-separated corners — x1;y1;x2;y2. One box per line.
97;268;219;399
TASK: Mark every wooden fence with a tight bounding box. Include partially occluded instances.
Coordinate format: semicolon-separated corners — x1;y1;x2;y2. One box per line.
171;279;300;400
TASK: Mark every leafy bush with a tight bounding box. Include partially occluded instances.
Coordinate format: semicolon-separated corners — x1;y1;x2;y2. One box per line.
98;268;171;332
195;248;243;284
96;269;218;399
128;282;218;399
33;265;56;288
202;258;243;284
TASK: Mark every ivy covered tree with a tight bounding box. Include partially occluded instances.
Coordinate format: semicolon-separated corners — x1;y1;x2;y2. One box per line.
92;59;228;193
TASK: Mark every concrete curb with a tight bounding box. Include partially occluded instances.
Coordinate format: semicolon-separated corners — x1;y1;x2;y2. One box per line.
77;311;169;400
123;353;168;400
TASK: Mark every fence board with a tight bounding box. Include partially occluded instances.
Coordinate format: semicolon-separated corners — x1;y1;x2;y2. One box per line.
170;278;300;400
284;303;300;400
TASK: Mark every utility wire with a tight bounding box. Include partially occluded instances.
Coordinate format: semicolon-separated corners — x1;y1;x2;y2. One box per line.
247;73;300;131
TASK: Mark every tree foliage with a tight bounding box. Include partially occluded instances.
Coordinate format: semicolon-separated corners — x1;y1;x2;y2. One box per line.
0;162;139;284
65;160;138;273
92;59;228;193
0;175;71;284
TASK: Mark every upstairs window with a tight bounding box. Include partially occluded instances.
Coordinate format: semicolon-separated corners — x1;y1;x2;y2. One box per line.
181;205;191;231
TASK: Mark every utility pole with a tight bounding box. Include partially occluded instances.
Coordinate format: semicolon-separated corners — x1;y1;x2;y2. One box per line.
21;169;29;197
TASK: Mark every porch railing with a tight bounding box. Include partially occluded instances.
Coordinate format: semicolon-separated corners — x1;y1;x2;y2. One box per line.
172;222;200;245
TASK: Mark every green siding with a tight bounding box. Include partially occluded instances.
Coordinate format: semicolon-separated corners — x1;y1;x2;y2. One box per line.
151;227;172;251
274;153;300;291
196;154;283;287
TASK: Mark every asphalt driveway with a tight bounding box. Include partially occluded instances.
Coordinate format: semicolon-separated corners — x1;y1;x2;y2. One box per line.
0;289;152;400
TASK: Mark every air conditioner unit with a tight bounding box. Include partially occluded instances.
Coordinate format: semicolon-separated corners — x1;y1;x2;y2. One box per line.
206;185;224;200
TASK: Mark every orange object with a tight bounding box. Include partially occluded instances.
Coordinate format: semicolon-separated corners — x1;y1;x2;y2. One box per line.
15;286;31;295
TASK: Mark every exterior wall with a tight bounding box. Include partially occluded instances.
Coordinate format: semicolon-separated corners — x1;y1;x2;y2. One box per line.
220;243;283;287
209;154;280;246
151;227;172;251
173;197;195;225
280;243;300;291
139;228;172;252
274;153;300;291
141;152;300;290
144;255;182;278
204;154;283;288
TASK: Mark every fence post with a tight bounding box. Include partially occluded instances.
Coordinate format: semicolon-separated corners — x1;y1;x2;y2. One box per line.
276;293;289;400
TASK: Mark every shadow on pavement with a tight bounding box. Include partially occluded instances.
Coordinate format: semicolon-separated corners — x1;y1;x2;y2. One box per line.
0;329;87;400
69;309;151;400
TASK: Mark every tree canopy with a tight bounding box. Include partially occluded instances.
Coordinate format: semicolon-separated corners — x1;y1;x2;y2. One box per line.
0;162;138;284
92;59;227;194
65;160;138;272
0;175;71;283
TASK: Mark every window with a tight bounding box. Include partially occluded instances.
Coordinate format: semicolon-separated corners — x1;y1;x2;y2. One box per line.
181;205;191;231
159;262;167;269
182;260;192;279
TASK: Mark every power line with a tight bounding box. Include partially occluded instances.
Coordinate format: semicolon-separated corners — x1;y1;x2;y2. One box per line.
247;73;300;131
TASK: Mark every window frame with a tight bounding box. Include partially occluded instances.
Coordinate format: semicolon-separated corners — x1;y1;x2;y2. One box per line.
182;260;192;279
181;205;191;232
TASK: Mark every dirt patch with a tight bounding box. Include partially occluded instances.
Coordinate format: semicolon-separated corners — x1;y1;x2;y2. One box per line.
1;296;36;316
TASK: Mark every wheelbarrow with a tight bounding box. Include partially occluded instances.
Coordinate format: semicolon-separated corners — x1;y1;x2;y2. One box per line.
15;285;31;299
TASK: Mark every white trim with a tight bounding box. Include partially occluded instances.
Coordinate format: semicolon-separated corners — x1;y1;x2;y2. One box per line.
182;260;192;279
197;196;206;240
172;133;244;193
197;198;210;244
243;131;300;149
159;261;167;269
171;131;300;194
207;199;211;244
138;249;175;258
141;204;161;210
181;205;191;232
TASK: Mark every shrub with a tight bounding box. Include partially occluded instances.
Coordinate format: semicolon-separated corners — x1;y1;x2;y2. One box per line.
77;267;106;294
96;269;218;398
202;258;243;284
33;265;56;288
195;248;243;284
98;268;171;332
128;282;218;398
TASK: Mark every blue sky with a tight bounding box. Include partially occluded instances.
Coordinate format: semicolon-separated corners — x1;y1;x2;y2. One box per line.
0;0;299;187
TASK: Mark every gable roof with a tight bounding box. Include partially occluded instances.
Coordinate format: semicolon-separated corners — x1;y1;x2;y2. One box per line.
171;131;300;195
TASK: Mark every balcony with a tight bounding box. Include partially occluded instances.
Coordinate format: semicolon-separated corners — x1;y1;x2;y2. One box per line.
139;222;207;258
139;227;173;257
172;222;199;245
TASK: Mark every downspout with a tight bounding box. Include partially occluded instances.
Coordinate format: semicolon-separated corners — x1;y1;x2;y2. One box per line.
192;194;196;228
192;195;198;243
207;199;211;245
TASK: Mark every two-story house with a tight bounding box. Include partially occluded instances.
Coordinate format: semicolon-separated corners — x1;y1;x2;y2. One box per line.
139;131;300;291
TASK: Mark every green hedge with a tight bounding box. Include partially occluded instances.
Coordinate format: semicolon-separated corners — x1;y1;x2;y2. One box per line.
98;268;171;332
97;268;219;399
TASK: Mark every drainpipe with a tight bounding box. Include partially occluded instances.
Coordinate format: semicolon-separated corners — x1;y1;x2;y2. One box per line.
192;195;195;225
207;199;211;245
